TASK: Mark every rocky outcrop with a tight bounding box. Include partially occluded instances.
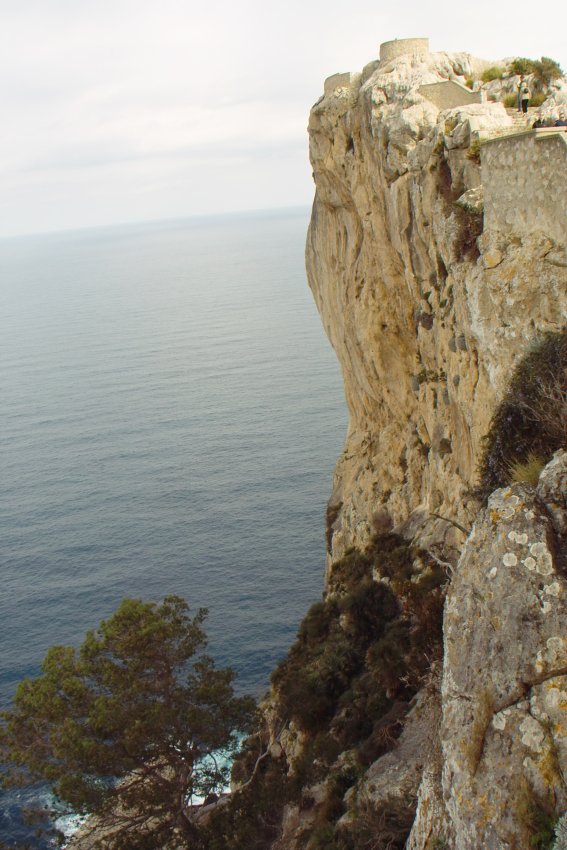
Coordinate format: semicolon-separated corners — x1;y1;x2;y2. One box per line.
410;452;567;849
296;40;567;850
306;45;567;565
197;42;567;850
259;456;566;850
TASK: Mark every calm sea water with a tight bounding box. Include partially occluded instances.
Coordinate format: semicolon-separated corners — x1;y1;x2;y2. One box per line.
0;208;348;844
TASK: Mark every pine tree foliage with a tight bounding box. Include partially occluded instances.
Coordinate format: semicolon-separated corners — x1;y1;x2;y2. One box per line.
0;596;256;849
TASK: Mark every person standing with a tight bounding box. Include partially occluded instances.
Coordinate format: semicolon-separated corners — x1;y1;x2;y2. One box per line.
520;82;530;114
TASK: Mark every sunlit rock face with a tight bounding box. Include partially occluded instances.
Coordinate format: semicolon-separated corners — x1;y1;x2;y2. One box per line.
403;455;567;850
306;47;567;566
435;454;567;849
302;43;567;850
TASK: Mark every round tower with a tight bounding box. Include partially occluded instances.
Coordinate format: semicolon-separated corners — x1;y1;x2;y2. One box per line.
379;38;430;63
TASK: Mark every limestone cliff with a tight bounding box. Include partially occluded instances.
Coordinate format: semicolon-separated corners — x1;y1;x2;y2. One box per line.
203;40;567;850
306;42;567;566
295;38;567;850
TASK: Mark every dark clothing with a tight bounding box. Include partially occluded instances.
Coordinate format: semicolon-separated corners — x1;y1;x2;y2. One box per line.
520;84;530;114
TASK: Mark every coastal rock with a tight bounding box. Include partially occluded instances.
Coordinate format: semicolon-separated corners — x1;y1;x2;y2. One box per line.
306;44;567;566
302;39;567;850
438;460;567;849
406;463;567;850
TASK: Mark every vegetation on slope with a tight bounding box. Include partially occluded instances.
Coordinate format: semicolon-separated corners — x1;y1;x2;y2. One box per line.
206;535;448;850
477;329;567;500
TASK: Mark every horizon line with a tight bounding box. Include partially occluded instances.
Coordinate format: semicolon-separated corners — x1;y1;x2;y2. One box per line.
0;204;313;243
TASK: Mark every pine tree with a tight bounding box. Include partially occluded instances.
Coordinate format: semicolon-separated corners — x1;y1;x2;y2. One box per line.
1;596;256;849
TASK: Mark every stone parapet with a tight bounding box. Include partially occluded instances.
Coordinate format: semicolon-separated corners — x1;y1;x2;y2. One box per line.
482;129;567;244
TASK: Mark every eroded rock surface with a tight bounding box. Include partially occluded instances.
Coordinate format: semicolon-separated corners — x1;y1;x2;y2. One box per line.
303;41;567;850
407;452;567;849
306;47;567;565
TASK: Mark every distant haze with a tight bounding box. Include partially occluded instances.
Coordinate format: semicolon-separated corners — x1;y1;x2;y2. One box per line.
1;0;565;238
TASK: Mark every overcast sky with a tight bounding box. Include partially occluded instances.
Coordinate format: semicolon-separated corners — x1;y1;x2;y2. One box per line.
1;0;565;238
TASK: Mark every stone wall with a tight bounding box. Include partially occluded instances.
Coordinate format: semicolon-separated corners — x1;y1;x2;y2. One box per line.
418;80;482;109
324;72;354;96
379;38;429;63
482;129;567;244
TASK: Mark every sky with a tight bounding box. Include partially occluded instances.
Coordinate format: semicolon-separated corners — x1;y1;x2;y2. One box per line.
0;0;566;238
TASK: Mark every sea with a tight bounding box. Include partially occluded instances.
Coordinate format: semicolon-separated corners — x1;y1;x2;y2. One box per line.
0;207;348;845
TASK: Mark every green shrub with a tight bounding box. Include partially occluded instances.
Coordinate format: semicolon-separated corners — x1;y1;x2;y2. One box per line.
508;56;563;89
303;768;360;849
206;755;291;850
338;580;400;644
368;533;417;581
481;66;506;82
307;823;338;850
466;139;481;163
477;330;567;500
367;621;411;691
435;153;482;256
298;600;336;642
534;57;564;88
335;673;391;747
273;628;360;733
510;57;537;76
329;547;374;595
213;532;449;849
465;77;474;90
530;92;547;107
272;532;447;739
529;806;558;849
504;93;518;108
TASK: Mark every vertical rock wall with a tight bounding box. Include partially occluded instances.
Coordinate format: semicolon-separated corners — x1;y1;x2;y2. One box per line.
302;45;567;850
306;49;567;566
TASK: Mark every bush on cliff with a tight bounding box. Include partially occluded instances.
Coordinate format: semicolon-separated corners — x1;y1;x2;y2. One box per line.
272;535;447;745
481;66;506;82
205;749;292;850
270;545;405;736
0;596;255;849
477;329;567;500
207;534;449;850
509;56;564;88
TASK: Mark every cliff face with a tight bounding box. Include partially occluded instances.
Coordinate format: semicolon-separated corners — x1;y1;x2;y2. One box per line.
306;47;567;565
291;43;567;850
202;43;567;850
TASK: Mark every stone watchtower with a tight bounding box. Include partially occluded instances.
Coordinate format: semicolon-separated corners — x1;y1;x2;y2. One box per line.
379;38;430;63
323;37;431;97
